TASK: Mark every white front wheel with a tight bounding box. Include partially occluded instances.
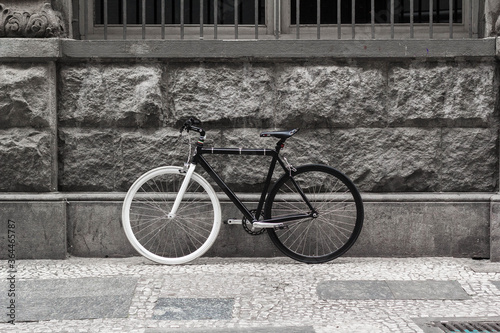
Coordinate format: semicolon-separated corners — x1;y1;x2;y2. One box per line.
122;166;221;264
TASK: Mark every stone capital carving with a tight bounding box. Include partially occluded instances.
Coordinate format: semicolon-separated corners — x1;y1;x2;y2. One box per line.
0;2;65;38
486;0;500;36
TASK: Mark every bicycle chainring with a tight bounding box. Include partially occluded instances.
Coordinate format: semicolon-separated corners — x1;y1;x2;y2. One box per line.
242;210;266;236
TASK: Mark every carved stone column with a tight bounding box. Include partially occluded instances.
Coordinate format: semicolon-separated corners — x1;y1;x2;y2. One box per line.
486;0;500;36
0;1;66;37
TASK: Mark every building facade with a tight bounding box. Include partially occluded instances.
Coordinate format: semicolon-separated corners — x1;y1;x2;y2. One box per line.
1;0;499;261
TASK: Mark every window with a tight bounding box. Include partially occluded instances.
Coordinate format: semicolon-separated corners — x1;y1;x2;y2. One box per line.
81;0;476;39
291;0;463;25
95;0;265;25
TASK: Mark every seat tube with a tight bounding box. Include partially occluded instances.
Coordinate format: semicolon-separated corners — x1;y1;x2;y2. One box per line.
168;163;197;218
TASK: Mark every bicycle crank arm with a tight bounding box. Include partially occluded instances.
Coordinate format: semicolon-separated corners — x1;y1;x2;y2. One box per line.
255;212;313;226
252;212;312;229
251;221;287;229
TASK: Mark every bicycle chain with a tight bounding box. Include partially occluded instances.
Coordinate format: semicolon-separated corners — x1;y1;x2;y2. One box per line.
242;210;266;236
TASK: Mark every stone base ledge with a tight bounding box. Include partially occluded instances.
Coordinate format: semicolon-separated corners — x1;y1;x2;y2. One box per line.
0;192;498;261
0;38;496;61
0;192;496;202
0;38;61;60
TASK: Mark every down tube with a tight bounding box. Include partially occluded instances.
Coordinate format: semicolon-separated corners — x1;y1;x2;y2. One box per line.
195;155;255;222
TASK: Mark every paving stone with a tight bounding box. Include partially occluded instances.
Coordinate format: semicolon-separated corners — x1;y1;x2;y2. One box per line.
491;281;500;291
386;281;470;300
317;280;470;300
152;298;234;320
145;327;316;333
0;276;138;322
317;280;393;300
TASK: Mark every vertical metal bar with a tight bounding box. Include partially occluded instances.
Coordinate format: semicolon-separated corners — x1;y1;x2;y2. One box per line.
84;0;88;39
123;0;127;39
200;0;204;39
296;0;300;39
161;0;165;39
370;0;374;39
214;0;218;39
410;0;414;38
436;0;440;22
337;0;341;39
351;0;355;39
104;0;108;39
449;0;452;38
235;0;238;39
275;0;279;39
390;0;394;39
317;0;320;39
468;0;472;38
429;0;433;39
255;0;259;39
418;0;422;22
181;0;184;39
142;0;146;39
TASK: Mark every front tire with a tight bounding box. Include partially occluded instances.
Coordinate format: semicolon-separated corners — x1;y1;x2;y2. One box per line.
265;165;363;263
122;166;221;265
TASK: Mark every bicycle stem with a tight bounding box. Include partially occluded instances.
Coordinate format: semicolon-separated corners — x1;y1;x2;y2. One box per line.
167;163;197;219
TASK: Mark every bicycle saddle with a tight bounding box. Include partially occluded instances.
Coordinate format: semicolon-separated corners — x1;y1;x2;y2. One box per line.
260;128;299;139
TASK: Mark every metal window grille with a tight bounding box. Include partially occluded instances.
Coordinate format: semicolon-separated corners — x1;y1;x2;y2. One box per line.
83;0;475;40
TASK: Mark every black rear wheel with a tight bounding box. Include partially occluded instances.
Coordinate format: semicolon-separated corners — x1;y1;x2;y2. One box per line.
265;165;363;263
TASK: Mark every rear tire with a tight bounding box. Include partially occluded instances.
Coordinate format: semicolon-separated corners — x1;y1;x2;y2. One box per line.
265;165;363;263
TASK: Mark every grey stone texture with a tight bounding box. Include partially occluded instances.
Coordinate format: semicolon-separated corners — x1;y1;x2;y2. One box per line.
0;276;137;322
316;280;470;300
351;202;491;258
491;200;500;261
54;60;499;193
66;199;489;259
0;202;66;259
153;298;234;320
0;63;56;192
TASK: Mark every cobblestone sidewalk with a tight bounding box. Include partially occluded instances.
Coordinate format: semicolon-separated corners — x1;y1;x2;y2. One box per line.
1;256;500;332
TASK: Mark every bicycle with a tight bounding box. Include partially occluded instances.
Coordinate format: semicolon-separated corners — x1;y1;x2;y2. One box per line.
122;117;364;265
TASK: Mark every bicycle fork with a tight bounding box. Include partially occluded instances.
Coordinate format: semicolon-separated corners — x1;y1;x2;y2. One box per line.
167;163;197;219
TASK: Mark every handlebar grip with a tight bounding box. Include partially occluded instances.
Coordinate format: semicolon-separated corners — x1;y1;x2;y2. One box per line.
180;117;205;138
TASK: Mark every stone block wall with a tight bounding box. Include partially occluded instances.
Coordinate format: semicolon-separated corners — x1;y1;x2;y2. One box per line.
54;60;499;194
0;63;57;192
1;52;499;260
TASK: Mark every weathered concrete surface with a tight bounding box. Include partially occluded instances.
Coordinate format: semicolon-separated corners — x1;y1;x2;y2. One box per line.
350;202;490;258
0;202;66;259
65;199;489;259
491;199;500;261
66;201;281;258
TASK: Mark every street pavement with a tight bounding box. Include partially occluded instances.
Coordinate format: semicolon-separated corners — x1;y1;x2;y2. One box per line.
1;256;500;332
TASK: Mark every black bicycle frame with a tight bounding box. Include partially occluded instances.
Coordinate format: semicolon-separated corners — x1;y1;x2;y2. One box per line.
191;143;315;225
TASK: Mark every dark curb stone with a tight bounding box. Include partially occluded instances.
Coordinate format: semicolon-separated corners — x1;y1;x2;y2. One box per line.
153;298;234;320
146;327;316;333
1;276;138;322
317;280;470;300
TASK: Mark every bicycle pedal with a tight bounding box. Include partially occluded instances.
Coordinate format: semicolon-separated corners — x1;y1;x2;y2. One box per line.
226;219;242;225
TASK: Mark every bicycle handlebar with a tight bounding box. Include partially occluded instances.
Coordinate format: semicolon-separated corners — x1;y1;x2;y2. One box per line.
180;117;206;146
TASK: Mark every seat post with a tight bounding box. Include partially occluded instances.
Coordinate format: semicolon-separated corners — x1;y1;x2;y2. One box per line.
275;139;286;153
